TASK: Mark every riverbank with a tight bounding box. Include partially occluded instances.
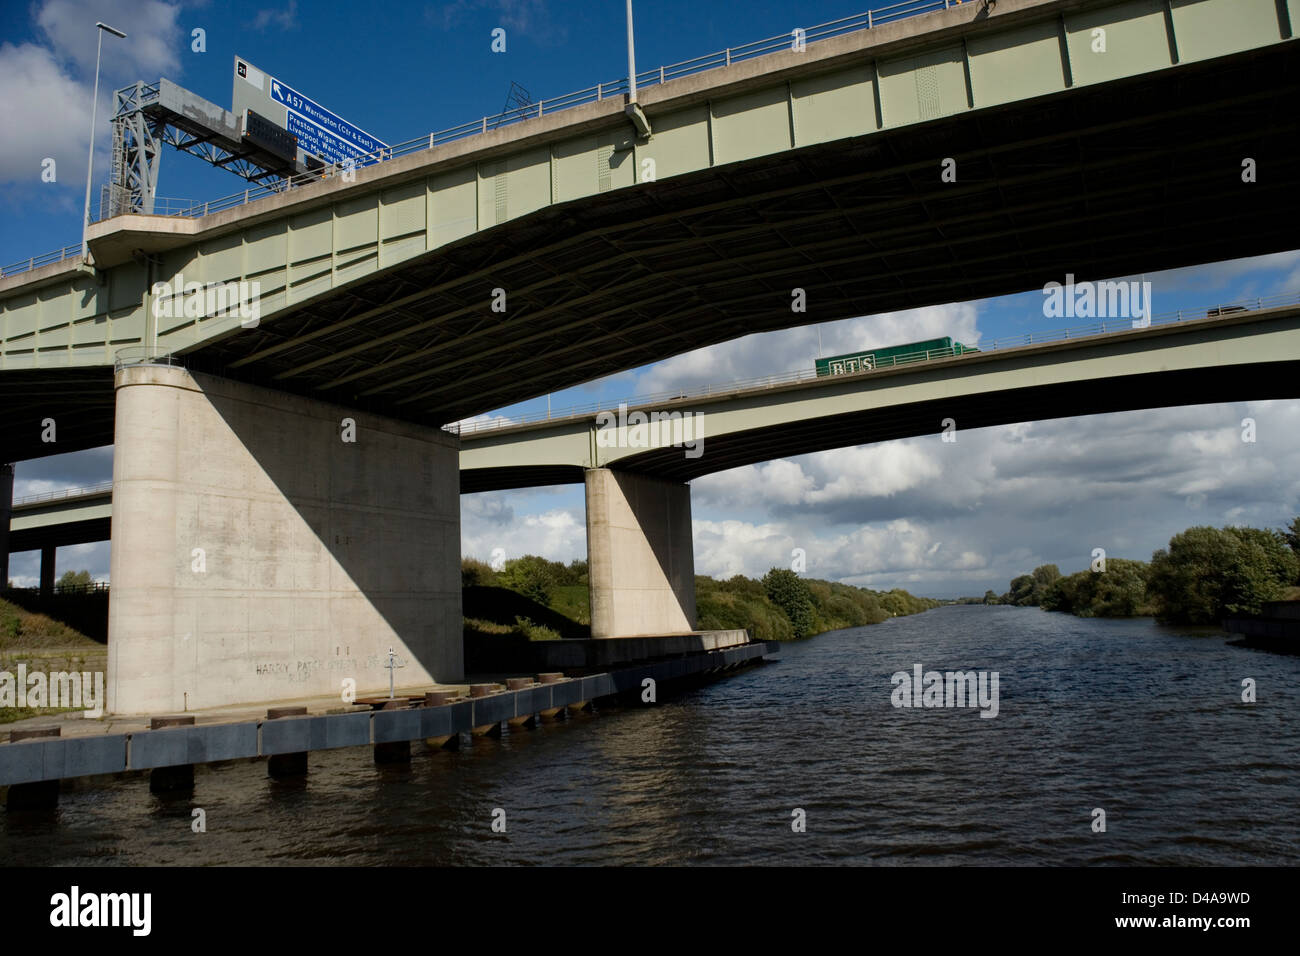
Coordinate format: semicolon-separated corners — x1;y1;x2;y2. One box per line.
462;557;941;644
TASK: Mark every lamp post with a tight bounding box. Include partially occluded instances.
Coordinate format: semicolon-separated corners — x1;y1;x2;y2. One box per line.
626;0;637;103
81;21;127;262
623;1;652;137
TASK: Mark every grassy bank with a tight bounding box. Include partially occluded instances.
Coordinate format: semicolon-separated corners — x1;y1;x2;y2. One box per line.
0;598;107;723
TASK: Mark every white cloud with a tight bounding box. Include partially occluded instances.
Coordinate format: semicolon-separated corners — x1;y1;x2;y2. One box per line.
252;1;298;31
455;410;519;431
461;495;586;564
1132;250;1300;295
631;302;980;396
0;42;91;188
805;444;943;502
694;518;795;579
694;459;815;509
433;0;568;45
0;2;183;190
687;397;1300;595
35;0;183;79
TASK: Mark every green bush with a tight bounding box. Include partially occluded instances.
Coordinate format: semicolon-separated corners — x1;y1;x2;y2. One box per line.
461;557;498;588
1042;559;1149;617
1007;564;1060;607
565;559;589;586
1282;516;1300;561
697;593;794;642
548;584;591;625
497;555;560;606
513;616;562;641
462;585;589;639
762;568;817;638
55;569;94;590
1148;525;1299;623
1020;518;1300;623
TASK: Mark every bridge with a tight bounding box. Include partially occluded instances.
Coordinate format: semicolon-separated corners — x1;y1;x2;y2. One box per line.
5;483;113;594
1;0;1297;714
9;296;1299;643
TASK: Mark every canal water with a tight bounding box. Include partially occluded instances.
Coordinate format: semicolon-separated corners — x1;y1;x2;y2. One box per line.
2;605;1296;865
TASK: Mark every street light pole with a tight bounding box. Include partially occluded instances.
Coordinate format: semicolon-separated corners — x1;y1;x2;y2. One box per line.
81;21;127;262
622;0;651;138
626;0;637;103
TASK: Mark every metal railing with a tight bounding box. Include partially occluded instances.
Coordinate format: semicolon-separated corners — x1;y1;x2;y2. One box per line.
12;481;114;508
1;0;959;277
1;581;110;595
452;290;1300;435
0;243;83;279
113;346;183;371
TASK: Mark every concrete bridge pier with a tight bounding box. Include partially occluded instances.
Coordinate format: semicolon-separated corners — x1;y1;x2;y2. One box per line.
585;469;696;639
0;463;11;587
106;364;463;716
39;545;55;597
266;707;309;777
373;701;412;765
5;727;62;810
147;715;197;794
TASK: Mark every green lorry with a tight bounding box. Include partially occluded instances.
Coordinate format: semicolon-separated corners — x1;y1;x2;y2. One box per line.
814;336;980;377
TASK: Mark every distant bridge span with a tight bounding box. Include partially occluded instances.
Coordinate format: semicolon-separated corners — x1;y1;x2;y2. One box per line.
456;302;1300;489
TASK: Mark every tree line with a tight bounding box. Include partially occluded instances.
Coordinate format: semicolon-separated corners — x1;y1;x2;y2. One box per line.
981;518;1300;623
703;568;938;641
461;555;939;642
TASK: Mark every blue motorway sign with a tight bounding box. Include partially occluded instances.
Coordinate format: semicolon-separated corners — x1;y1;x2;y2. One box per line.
268;77;387;168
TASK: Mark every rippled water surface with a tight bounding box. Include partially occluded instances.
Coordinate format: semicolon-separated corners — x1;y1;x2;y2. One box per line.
3;606;1297;865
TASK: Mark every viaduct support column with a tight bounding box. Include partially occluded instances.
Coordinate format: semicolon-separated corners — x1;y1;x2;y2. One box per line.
585;468;696;638
107;365;463;716
39;545;55;596
0;462;12;588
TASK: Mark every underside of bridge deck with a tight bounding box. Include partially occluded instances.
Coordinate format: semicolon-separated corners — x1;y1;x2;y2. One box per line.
3;40;1298;463
182;42;1300;421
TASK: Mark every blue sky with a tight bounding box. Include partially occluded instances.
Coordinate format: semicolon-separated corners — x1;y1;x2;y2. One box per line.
4;0;1300;597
